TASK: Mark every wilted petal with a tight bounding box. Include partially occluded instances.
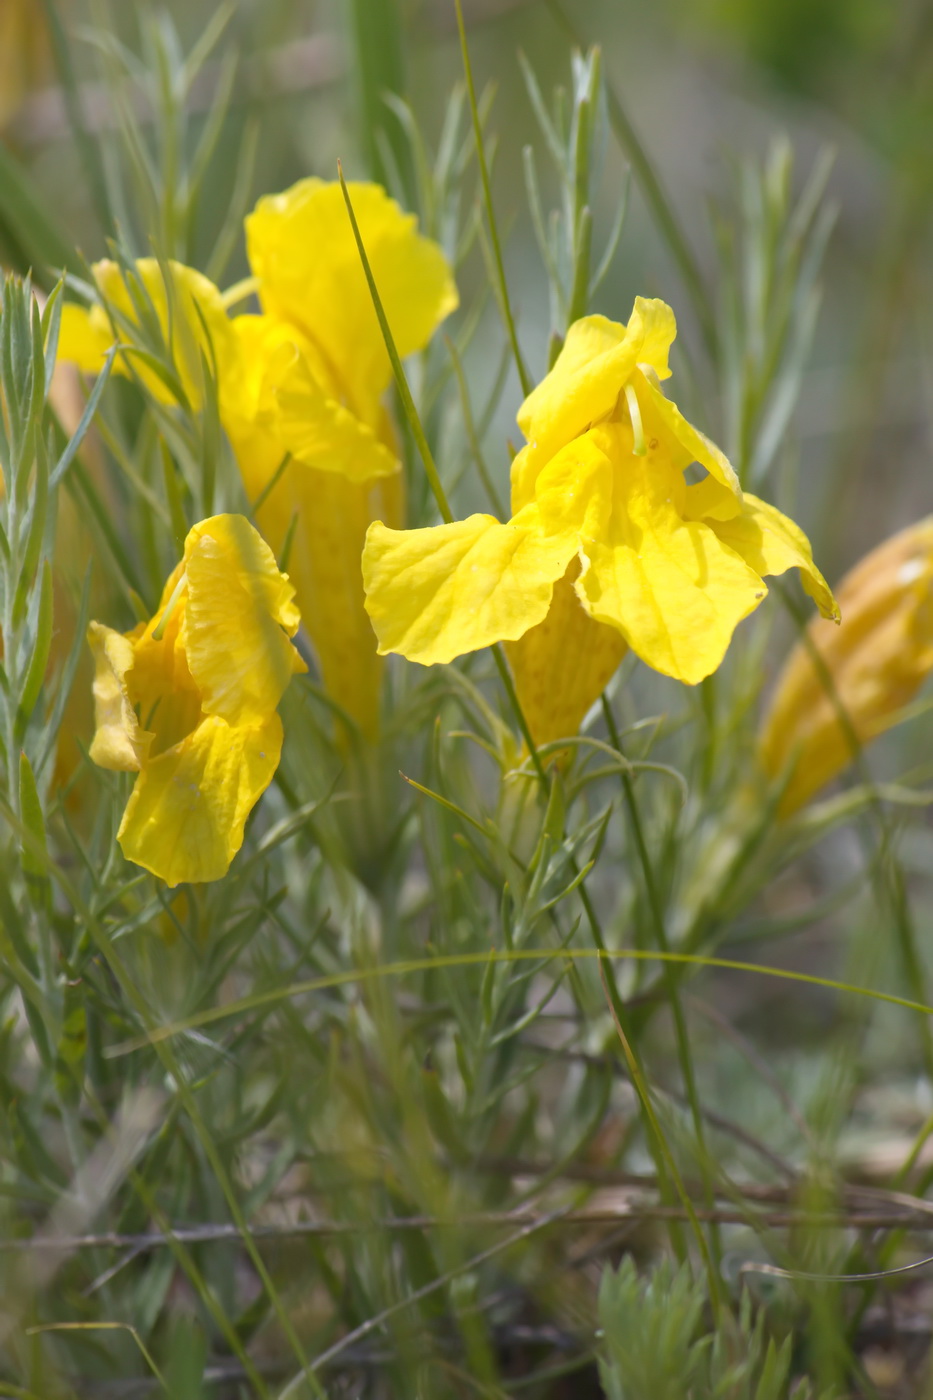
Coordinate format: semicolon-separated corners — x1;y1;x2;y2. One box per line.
363;508;575;666
246;178;458;404
87;621;151;772
576;456;765;684
117;713;282;887
182;514;305;726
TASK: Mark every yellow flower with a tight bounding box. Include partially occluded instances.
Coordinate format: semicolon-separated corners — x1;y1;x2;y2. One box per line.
760;518;933;816
235;178;458;739
88;515;306;887
362;298;838;743
60;182;458;741
59;258;234;410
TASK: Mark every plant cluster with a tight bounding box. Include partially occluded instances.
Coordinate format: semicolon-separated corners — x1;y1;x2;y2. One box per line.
1;3;933;1398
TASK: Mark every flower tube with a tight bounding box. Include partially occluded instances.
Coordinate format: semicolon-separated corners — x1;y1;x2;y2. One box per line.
237;179;458;739
760;518;933;815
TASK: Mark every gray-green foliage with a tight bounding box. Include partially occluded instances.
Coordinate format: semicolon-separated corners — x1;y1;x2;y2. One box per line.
598;1260;833;1400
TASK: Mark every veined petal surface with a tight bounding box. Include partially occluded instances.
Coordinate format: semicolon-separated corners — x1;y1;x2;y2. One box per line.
516;298;677;466
635;370;741;498
264;352;400;483
117;714;283;887
362;509;575;666
183;514;305;725
508;561;628;750
760;519;930;814
576;454;765;683
516;314;639;462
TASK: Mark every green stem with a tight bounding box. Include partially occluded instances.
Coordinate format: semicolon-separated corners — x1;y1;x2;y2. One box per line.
341;138;688;1272
602;696;721;1271
338;164;453;524
544;0;717;358
598;957;722;1313
454;0;533;396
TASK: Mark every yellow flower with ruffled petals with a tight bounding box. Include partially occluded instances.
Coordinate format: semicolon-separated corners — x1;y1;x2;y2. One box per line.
362;298;838;742
60;183;458;741
88;515;306;887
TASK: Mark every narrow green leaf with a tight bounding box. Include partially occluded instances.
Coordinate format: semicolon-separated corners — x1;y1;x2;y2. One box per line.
454;0;532;396
49;345;116;489
16;560;53;738
35;565;91;778
338;165;453;523
160;439;189;553
19;752;50;913
346;0;416;206
12;435;49;630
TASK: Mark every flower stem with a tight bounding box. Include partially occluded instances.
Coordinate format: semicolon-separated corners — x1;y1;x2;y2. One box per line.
454;0;533;397
602;694;722;1275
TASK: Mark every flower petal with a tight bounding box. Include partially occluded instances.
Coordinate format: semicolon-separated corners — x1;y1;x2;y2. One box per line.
87;621;151;771
516;299;677;471
362;509;574;666
634;370;741;499
58;304;116;376
516;314;639;462
706;492;839;622
630;296;677;378
276;466;403;740
575;456;765;683
508;560;627;750
117;713;282;886
532;428;615;544
182;514;305;725
245;178;458;405
264;351;400;484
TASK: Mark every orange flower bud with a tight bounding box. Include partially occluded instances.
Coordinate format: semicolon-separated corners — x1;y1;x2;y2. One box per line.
759;518;933;815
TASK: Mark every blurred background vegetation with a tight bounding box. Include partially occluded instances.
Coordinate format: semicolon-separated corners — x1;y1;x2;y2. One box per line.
5;0;933;1396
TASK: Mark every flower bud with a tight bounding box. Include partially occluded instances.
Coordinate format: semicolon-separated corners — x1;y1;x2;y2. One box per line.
760;518;933;815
